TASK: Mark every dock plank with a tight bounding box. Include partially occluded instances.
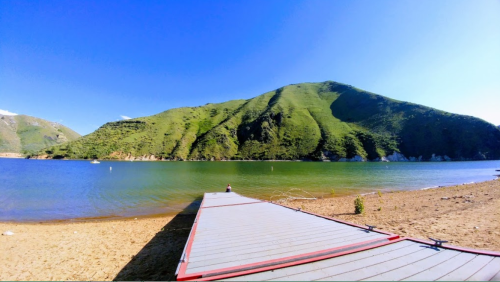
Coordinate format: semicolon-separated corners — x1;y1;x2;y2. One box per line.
400;252;476;281
315;246;445;281
183;195;389;275
189;228;359;260
268;241;425;281
437;255;495;281
201;192;263;207
466;257;500;281
176;193;499;281
187;232;383;273
222;241;416;281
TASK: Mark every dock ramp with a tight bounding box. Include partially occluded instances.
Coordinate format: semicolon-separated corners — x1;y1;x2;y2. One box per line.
176;192;500;281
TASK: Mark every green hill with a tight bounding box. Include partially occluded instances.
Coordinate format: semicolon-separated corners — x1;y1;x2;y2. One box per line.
36;81;500;161
0;114;81;156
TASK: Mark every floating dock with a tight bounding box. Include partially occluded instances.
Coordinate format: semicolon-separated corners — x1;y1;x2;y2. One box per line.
176;192;500;281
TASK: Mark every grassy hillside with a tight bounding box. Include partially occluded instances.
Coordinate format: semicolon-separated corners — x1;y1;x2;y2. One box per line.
0;114;81;155
38;81;500;161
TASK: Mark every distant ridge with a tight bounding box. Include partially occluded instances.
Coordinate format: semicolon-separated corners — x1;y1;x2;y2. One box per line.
36;81;500;161
0;114;80;156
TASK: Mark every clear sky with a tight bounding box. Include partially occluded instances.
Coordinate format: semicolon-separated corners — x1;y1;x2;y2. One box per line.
1;0;499;135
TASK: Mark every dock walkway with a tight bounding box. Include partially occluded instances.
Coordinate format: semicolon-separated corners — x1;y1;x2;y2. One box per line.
176;192;500;281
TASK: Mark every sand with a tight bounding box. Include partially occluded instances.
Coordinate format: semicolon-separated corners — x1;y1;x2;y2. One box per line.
0;214;195;281
1;179;499;281
285;178;500;252
0;153;23;158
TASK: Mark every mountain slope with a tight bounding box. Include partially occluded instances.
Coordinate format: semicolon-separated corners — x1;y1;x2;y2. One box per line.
37;81;500;161
0;114;81;155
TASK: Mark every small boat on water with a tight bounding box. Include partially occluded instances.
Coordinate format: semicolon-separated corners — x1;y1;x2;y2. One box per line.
90;160;100;164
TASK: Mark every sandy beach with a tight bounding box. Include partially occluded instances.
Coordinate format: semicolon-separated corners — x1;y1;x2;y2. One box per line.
285;178;500;252
0;153;23;158
0;214;195;281
1;178;499;281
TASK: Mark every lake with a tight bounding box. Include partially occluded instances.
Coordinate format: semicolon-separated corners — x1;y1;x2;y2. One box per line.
1;158;499;221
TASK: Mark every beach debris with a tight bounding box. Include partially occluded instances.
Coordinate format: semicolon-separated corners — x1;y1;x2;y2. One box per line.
441;197;449;200
2;230;14;236
269;188;317;204
474;226;479;229
134;218;137;220
74;231;77;234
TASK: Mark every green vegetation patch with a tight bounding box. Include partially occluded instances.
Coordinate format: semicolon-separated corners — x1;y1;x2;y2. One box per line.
36;81;500;161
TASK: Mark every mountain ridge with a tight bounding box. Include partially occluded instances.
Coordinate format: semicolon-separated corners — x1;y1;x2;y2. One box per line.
0;114;81;156
35;81;500;161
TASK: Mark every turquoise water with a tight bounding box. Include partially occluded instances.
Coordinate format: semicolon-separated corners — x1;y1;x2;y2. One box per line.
1;159;499;221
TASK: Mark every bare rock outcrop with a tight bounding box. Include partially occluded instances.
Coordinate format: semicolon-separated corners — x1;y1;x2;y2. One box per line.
385;152;408;162
338;155;366;162
408;156;423;162
320;150;338;161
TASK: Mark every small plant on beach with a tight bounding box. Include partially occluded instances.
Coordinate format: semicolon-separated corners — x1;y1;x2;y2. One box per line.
394;206;398;210
377;191;382;197
377;207;382;211
354;195;365;214
331;189;335;196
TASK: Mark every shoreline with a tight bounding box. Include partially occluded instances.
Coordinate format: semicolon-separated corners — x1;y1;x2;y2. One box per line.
1;179;499;280
3;154;500;162
1;177;497;224
0;210;185;224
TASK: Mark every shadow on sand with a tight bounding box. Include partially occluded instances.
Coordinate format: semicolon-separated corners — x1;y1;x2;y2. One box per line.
113;199;201;281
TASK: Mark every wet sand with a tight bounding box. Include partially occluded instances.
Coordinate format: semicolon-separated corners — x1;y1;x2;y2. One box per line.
1;179;499;281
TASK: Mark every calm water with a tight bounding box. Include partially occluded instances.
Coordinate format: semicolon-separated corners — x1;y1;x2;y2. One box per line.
1;159;499;221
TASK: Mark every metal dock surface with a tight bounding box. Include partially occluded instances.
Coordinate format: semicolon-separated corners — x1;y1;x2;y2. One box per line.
176;192;500;281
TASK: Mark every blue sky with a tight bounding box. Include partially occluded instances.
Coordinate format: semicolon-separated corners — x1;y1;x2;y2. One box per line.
1;0;499;135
